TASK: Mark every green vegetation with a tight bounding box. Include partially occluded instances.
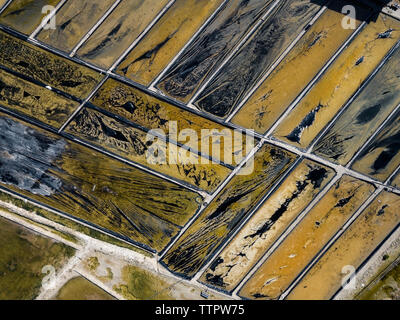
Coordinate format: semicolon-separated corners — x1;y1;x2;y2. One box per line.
55;277;115;300
0;216;75;300
0;206;80;245
114;265;172;300
359;256;400;300
87;257;100;272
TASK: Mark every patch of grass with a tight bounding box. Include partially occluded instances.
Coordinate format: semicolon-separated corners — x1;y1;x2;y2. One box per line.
54;277;115;300
0;216;75;300
0;207;80;245
87;257;100;272
359;256;400;300
114;265;172;300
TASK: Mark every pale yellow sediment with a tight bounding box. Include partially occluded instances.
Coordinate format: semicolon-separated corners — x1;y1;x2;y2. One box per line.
232;4;364;134
273;14;400;149
239;175;375;299
287;191;400;300
117;0;224;86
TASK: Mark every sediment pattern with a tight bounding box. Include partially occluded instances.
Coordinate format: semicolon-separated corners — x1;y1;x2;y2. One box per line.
391;171;400;188
90;79;249;166
0;31;103;99
200;160;335;292
314;45;400;166
351;108;400;182
0;68;78;128
37;0;116;52
239;175;375;299
0;0;62;35
0;112;202;251
116;0;224;86
194;0;322;118
76;0;170;69
287;191;400;300
0;0;398;300
65;107;231;193
232;0;370;134
162;144;297;278
274;13;400;149
156;0;276;103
